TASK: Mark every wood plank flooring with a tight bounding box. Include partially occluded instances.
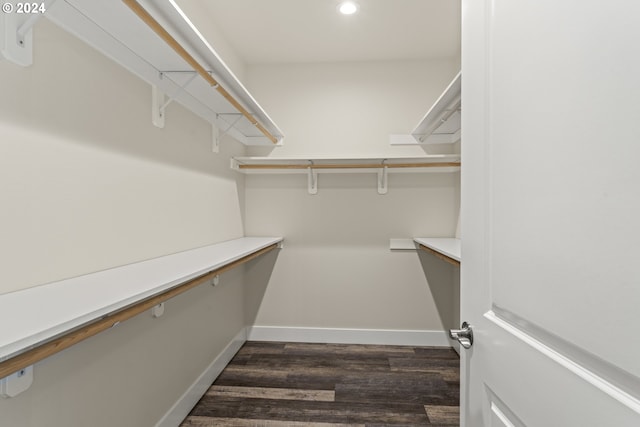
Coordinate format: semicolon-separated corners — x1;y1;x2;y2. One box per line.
181;342;459;426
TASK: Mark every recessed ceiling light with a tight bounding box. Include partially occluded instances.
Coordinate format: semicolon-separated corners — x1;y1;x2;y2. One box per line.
338;1;359;15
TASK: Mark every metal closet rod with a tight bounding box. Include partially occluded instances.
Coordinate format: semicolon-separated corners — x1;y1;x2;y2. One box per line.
122;0;278;144
0;243;279;380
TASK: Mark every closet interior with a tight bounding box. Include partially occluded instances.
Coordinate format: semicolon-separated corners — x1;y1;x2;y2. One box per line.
0;1;462;425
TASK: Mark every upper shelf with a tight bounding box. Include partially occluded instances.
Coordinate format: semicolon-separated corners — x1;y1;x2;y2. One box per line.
45;0;284;146
231;155;460;195
390;71;461;145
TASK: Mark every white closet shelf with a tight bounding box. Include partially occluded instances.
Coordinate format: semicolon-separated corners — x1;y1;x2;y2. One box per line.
0;237;282;378
390;71;461;145
44;0;283;146
414;237;461;266
231;155;461;174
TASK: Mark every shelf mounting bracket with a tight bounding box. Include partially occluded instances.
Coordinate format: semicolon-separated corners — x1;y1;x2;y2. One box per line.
212;112;246;150
1;365;33;398
211;275;220;287
151;72;198;128
217;113;244;137
1;11;32;66
0;0;59;66
151;84;165;128
211;122;220;153
307;162;318;195
377;162;388;195
151;303;165;318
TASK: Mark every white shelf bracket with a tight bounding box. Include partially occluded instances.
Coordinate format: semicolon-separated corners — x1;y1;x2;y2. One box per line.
151;84;165;128
377;164;388;195
307;162;318;195
151;303;165;318
217;113;244;140
151;72;198;128
211;122;220;153
1;12;32;66
0;0;59;66
1;365;33;398
211;275;220;287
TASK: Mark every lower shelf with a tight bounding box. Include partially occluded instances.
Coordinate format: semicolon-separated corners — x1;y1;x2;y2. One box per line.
0;236;282;379
414;237;461;266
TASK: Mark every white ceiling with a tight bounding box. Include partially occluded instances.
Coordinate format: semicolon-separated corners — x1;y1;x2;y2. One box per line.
190;0;461;65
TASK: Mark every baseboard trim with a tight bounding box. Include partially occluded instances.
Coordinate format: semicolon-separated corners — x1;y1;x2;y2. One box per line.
247;326;452;347
155;327;247;427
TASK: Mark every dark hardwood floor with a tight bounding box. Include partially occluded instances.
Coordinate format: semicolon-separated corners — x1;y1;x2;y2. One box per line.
181;341;460;426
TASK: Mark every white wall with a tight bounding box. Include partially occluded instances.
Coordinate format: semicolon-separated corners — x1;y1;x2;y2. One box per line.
245;60;459;157
0;20;247;427
173;0;247;82
243;60;460;338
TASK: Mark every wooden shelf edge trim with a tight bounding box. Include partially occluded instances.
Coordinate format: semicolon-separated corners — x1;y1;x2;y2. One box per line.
418;244;461;267
122;0;278;144
0;243;279;379
238;162;461;170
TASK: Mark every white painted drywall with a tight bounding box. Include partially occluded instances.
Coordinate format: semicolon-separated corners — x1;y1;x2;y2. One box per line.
0;20;247;427
173;0;247;81
243;60;461;334
245;60;459;157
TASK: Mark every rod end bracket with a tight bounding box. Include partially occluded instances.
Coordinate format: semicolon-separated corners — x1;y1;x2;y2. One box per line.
1;365;33;398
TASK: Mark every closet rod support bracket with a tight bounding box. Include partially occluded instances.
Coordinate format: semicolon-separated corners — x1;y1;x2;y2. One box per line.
211;275;220;287
217;113;244;139
212;122;220;153
0;365;33;398
307;164;318;195
377;165;388;195
1;11;33;66
151;84;166;128
151;303;165;318
1;0;59;66
151;72;198;128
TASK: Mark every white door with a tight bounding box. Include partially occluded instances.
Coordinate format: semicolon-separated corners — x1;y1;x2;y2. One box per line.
459;0;640;425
